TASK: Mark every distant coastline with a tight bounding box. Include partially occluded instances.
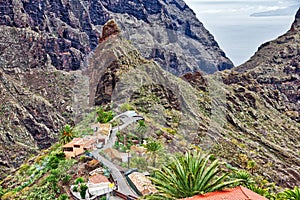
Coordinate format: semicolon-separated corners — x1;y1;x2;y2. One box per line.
251;5;300;17
185;0;299;66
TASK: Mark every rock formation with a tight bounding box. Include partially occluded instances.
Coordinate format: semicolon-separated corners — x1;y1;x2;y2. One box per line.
0;0;233;75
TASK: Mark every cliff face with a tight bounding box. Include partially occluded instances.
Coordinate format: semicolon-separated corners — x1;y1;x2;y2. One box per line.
230;8;300;122
0;0;233;75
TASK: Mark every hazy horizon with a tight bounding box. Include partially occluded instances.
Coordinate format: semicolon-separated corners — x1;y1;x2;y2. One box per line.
185;0;300;66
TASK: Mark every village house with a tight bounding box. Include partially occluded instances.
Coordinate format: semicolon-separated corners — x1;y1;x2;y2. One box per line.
127;172;157;196
63;123;112;158
62;137;98;158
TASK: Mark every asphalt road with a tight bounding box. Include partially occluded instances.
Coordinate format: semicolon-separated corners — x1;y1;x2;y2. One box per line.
91;149;136;196
91;111;140;196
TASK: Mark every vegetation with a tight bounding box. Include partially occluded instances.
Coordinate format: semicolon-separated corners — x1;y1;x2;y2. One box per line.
136;120;148;144
144;139;163;167
278;186;300;200
120;103;134;112
147;151;243;199
75;177;84;185
114;132;139;152
96;106;115;123
60;124;75;144
79;184;88;199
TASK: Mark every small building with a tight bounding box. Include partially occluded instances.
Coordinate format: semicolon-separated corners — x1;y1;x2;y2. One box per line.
90;123;112;135
127;172;157;196
88;174;114;197
63;137;98;158
91;123;112;144
103;148;122;163
89;174;110;184
180;186;268;200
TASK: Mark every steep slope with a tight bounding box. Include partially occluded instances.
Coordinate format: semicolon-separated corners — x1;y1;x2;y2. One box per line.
85;18;300;188
230;7;300;122
0;0;233;75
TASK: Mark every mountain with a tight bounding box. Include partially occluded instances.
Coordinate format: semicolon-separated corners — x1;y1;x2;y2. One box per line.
0;0;233;75
0;0;233;178
0;0;299;192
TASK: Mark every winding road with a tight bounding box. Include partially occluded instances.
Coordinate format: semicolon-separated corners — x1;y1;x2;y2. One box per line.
91;111;142;196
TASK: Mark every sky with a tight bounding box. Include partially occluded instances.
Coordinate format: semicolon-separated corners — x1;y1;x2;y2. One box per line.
184;0;300;66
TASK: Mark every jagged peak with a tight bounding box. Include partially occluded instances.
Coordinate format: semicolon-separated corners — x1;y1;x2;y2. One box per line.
99;19;121;43
291;8;300;31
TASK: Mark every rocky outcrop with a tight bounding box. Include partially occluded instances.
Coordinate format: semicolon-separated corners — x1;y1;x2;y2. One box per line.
227;8;300;122
0;0;233;75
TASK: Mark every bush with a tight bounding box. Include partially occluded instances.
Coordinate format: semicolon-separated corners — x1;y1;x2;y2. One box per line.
96;107;115;123
58;194;69;200
80;184;88;199
120;103;134;112
73;186;78;192
61;174;71;184
75;177;84;184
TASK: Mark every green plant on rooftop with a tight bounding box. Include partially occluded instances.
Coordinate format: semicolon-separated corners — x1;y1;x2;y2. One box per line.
146;151;243;199
79;184;88;199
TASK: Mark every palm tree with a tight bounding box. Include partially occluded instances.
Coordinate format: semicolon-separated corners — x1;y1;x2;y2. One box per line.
60;124;75;144
136;120;147;144
144;139;163;167
148;151;243;199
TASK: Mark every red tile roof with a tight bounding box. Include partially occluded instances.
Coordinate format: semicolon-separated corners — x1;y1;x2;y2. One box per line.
180;186;268;200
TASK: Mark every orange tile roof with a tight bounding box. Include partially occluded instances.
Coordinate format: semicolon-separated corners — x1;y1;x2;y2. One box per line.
62;138;84;148
180;186;268;200
89;174;110;184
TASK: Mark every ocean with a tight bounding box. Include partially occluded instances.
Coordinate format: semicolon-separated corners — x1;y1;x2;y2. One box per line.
185;0;300;66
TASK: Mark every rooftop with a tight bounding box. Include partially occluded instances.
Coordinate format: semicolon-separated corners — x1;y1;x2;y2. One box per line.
180;186;268;200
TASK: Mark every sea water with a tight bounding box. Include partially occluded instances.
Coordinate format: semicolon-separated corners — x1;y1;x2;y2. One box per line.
185;0;300;66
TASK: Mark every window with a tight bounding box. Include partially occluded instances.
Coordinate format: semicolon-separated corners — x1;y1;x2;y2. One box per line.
63;147;73;152
74;145;80;148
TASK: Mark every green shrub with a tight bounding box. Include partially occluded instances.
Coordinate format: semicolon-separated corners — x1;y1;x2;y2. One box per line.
75;177;84;184
120;103;134;112
96;107;115;123
73;186;78;192
61;174;71;184
58;194;69;200
80;184;88;199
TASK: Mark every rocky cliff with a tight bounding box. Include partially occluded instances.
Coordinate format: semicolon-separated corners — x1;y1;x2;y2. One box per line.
0;0;233;75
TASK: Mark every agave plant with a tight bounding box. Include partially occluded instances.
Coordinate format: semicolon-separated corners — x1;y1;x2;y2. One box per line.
148;151;243;199
280;186;300;200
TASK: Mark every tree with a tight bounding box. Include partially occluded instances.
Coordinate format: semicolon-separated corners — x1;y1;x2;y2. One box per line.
136;120;147;144
144;139;163;167
60;124;75;144
148;151;243;199
96;106;115;123
80;184;88;199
